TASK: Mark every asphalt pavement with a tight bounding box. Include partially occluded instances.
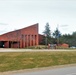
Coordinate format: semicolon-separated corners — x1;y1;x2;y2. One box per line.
10;66;76;75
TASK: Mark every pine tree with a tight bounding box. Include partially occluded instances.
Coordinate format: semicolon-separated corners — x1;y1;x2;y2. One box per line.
43;23;51;45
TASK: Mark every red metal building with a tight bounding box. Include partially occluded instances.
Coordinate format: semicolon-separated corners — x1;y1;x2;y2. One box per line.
0;23;39;48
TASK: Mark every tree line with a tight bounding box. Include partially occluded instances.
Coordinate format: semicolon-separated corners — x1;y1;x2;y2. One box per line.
42;23;76;47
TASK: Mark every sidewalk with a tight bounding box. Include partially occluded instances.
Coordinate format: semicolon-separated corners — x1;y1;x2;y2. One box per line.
0;48;76;52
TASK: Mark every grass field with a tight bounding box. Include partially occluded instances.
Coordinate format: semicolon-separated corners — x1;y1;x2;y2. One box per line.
0;51;76;72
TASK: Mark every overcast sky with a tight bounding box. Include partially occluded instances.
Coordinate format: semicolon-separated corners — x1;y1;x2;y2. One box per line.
0;0;76;35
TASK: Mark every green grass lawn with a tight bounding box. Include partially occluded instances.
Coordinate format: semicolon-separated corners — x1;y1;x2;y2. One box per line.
0;51;76;72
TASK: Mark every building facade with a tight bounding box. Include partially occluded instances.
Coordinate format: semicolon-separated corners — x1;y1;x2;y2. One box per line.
0;23;39;48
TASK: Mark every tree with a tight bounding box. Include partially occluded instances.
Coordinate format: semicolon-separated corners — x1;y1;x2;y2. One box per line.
72;32;76;37
53;28;61;38
53;28;61;44
43;23;51;44
59;32;76;47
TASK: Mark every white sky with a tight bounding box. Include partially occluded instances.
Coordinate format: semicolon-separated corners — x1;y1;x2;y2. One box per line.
0;0;76;35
